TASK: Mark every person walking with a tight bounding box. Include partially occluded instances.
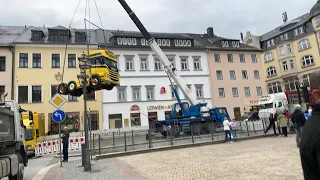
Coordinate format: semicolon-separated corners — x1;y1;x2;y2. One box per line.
230;119;238;139
61;126;70;162
291;104;306;148
264;113;277;136
274;111;282;136
223;118;233;143
300;70;320;179
277;111;288;137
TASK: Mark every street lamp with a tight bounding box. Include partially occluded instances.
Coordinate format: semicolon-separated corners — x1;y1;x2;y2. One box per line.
77;54;91;171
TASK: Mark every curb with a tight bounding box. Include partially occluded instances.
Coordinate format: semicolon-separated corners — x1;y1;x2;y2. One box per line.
95;133;278;160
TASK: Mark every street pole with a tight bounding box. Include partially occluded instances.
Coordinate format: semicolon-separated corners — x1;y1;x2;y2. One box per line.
59;122;62;167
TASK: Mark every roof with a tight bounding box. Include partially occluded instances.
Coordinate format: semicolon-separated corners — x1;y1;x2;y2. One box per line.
260;13;310;41
310;0;320;18
0;26;27;46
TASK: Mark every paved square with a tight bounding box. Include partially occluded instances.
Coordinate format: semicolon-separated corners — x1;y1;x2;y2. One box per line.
115;135;303;180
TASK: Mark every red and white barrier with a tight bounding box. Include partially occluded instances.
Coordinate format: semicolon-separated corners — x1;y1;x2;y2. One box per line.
35;137;85;157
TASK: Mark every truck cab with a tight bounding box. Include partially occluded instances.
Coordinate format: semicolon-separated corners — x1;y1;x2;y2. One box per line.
258;92;288;119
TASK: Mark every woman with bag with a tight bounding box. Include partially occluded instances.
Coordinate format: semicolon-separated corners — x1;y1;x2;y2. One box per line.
277;110;289;137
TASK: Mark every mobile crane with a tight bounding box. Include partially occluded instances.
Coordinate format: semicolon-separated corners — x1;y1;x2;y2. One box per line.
117;0;231;136
0;93;28;180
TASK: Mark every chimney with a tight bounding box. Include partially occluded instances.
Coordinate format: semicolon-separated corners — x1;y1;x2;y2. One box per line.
240;32;244;41
207;27;214;37
282;12;288;23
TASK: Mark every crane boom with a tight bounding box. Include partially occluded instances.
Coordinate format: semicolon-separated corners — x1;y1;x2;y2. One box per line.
118;0;200;106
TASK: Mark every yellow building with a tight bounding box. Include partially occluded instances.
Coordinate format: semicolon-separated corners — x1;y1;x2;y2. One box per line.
12;26;102;134
244;1;320;96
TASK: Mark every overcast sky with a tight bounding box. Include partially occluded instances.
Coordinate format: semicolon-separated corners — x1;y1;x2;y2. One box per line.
0;0;317;39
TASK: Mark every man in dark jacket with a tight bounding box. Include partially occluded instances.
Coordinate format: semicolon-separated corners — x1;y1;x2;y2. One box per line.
291;104;306;148
300;71;320;180
61;126;69;162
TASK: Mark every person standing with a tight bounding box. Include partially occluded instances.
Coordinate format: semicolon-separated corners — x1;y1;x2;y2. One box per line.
274;111;282;136
264;113;277;136
61;126;70;162
291;104;306;148
300;70;320;179
277;111;288;137
223;118;233;143
230;119;238;139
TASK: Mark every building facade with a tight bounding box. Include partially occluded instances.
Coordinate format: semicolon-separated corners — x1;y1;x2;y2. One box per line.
99;30;212;130
190;29;265;120
11;26;102;134
244;1;320;99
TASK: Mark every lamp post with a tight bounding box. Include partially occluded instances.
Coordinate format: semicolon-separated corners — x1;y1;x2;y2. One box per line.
78;54;91;171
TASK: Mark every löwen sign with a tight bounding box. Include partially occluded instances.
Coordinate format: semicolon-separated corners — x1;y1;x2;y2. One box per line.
147;105;173;111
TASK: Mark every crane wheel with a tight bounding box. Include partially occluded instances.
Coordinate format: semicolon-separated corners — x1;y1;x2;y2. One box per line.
57;83;68;95
68;81;77;92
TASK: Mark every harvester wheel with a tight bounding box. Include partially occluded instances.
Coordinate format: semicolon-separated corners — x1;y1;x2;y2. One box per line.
57;83;68;95
67;81;77;93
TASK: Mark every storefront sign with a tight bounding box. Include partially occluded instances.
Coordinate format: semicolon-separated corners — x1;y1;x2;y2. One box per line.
244;99;260;106
147;105;173;111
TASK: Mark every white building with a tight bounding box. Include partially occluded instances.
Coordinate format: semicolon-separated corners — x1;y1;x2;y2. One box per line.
99;30;212;130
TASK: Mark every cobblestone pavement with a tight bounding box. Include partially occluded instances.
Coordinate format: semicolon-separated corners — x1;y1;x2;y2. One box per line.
41;135;303;180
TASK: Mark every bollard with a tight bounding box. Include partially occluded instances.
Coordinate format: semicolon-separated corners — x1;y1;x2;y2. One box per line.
148;129;152;149
262;119;266;132
253;121;256;133
131;130;134;145
81;143;85;166
191;125;194;144
124;132;127;152
98;135;101;155
170;129;174;146
112;132;115;147
246;121;250;136
240;121;243;133
211;123;214;141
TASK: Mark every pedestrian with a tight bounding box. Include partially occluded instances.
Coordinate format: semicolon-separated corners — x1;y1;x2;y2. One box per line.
304;110;311;120
300;70;320;179
61;126;70;162
277;111;288;137
291;104;306;148
230;119;238;139
223;117;233;143
264;113;277;136
274;111;282;136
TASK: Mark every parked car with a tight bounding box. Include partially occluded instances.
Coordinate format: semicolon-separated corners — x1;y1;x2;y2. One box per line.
240;111;260;122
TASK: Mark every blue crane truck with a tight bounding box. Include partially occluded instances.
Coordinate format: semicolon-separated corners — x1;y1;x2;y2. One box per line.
117;0;231;137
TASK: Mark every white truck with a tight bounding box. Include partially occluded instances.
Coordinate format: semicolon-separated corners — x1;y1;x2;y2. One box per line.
258;92;288;119
0;95;28;180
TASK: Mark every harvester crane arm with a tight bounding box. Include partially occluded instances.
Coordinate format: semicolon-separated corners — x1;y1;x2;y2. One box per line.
118;0;199;106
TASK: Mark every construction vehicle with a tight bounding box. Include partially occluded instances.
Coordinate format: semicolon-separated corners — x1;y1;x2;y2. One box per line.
58;49;120;97
0;94;28;180
22;112;45;156
117;0;231;137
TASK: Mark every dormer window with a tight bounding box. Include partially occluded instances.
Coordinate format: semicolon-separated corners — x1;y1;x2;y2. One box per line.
49;29;70;42
75;31;86;42
221;41;229;47
31;30;44;41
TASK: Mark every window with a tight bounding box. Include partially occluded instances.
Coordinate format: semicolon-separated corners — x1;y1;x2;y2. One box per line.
239;54;245;63
284;33;288;40
287;44;292;53
256;87;262;96
244;87;251;97
139;55;149;70
19;53;28;68
229;70;236;80
48;30;59;41
187;84;192;90
301;55;314;67
32;53;41;68
32;86;42;103
0;86;5;96
171;85;179;98
316;15;320;26
270;39;275;46
280;35;284;41
68;54;76;68
279;45;285;56
180;56;188;70
290;59;295;69
227;54;233;62
154;56;162;70
0;57;5;71
51;85;58;98
193;56;201;70
294;29;298;36
254;70;260;79
146;86;155;100
87;91;96;101
89;111;99;131
167;55;175;67
132;86;141;101
241;70;248;79
216;70;223;80
251;54;257;63
218;88;225;97
232;87;238;97
68;95;77;101
298;27;304;34
31;31;43;41
264;52;273;62
282;61;288;71
117;87;126;101
18;86;28;103
195;85;203;98
214;53;220;63
294;27;304;36
267;66;277;77
267;41;271;47
51;54;60;68
124;55;134;70
298;39;311;51
75;32;86;42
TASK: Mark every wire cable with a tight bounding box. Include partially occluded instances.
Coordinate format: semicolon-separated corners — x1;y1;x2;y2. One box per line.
93;0;107;48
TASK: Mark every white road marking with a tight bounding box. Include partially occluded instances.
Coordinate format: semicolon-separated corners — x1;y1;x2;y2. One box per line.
32;163;59;180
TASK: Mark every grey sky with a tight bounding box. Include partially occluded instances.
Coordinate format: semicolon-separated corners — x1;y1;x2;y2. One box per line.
0;0;316;39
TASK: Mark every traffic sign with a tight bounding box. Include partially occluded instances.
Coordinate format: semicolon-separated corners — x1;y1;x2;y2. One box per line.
52;109;66;123
49;93;67;109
